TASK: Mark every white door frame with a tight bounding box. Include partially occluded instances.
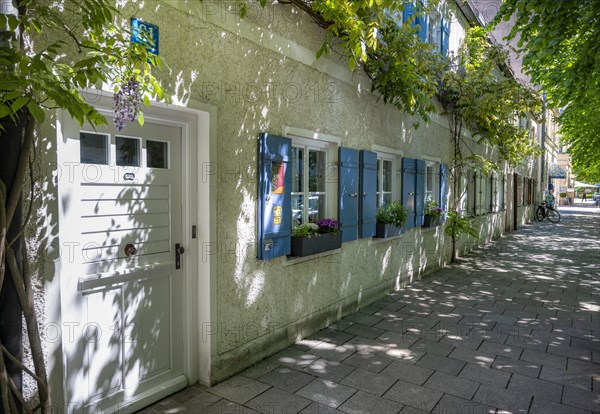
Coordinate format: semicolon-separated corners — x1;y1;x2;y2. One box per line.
53;90;214;411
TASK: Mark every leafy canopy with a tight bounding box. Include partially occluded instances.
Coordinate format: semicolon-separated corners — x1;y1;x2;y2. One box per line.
437;27;541;174
491;0;600;183
0;0;167;129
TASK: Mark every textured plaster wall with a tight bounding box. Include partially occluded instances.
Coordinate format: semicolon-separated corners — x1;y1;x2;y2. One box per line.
25;0;531;391
134;0;526;381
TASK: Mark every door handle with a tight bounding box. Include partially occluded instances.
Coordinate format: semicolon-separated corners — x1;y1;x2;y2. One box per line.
124;243;137;257
349;192;358;198
408;192;415;196
175;243;185;269
363;192;367;197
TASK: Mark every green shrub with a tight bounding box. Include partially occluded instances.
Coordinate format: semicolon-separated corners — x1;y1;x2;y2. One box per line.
292;223;319;238
444;208;479;239
376;201;408;228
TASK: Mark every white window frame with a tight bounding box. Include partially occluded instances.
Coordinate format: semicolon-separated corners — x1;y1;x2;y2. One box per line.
476;171;488;215
491;173;499;212
424;160;440;204
427;11;442;52
500;174;507;211
284;128;339;225
373;146;402;208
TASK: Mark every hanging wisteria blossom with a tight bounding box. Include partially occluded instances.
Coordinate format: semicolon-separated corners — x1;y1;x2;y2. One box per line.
113;77;141;131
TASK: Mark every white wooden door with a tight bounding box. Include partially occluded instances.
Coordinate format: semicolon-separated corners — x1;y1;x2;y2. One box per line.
58;115;186;412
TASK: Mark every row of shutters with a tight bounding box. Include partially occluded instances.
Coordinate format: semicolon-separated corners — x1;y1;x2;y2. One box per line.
257;134;449;260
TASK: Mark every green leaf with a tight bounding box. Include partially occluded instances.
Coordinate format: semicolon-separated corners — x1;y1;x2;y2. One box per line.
316;43;327;59
0;104;12;119
137;111;144;126
11;97;28;112
240;4;247;19
26;101;45;123
7;15;19;31
347;57;356;71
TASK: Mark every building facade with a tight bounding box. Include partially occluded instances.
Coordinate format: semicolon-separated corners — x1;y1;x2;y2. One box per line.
29;0;539;412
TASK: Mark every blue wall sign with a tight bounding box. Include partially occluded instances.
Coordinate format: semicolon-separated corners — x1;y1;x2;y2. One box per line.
131;18;159;55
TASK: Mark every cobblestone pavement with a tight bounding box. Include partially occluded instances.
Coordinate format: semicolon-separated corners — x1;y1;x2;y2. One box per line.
139;205;599;414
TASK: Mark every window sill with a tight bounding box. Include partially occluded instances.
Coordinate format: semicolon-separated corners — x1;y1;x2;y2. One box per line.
420;225;442;232
369;234;405;244
283;249;341;266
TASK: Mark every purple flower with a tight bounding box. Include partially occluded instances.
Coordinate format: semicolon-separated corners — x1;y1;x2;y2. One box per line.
113;77;141;131
315;218;339;233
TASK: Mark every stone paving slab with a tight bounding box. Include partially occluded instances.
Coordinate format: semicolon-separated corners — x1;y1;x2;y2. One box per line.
383;380;443;412
424;371;479;400
338;390;402;414
296;378;357;409
340;368;396;396
139;207;599;413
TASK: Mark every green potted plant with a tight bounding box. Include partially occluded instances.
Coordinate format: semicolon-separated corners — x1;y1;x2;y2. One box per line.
290;219;342;257
423;199;444;227
375;201;408;238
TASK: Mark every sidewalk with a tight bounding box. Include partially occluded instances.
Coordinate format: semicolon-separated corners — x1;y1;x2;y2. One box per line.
140;206;600;414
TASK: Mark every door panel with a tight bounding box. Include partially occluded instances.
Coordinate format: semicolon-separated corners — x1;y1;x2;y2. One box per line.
60;117;185;411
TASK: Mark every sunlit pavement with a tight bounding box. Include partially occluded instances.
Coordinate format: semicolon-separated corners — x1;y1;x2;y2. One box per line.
140;206;599;414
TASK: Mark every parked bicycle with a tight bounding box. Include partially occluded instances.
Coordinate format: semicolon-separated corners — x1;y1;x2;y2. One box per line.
536;201;561;223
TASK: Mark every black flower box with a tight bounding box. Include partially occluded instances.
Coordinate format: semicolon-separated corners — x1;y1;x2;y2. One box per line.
374;223;403;238
290;231;342;257
422;215;440;228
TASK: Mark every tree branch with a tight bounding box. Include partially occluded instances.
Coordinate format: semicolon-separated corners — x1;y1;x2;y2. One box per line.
8;151;35;249
6;248;50;412
277;0;329;29
0;344;46;395
6;114;35;227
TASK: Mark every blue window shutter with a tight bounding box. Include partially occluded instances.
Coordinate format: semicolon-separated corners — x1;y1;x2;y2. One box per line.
415;159;426;226
359;150;377;238
401;158;416;229
441;17;450;56
403;1;415;25
257;133;292;260
439;163;449;221
416;0;427;41
339;147;359;242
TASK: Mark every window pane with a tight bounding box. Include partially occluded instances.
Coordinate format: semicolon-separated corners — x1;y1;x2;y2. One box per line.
382;160;392;192
426;165;433;201
383;193;392;206
292;194;303;226
147;140;168;168
308;194;325;223
308;150;325;192
116;136;140;167
80;132;108;164
292;147;303;193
